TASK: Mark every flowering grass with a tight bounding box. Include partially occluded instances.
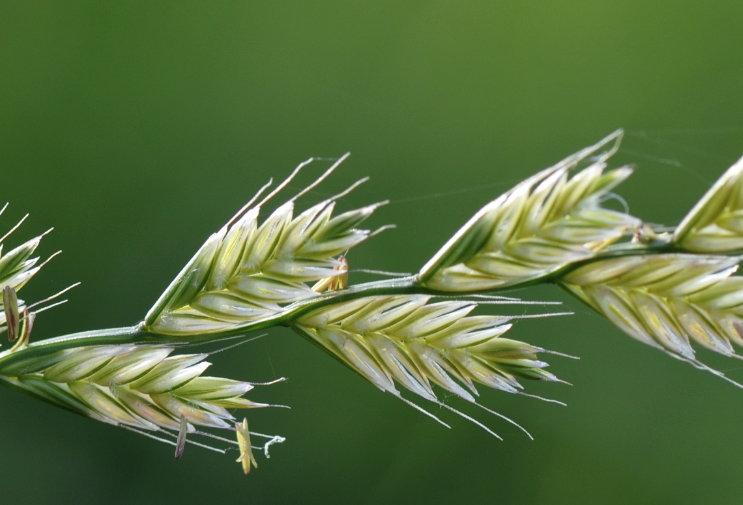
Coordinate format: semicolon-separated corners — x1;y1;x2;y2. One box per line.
2;130;743;474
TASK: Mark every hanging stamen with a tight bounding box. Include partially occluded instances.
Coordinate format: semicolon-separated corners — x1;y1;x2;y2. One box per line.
3;286;19;342
175;415;188;459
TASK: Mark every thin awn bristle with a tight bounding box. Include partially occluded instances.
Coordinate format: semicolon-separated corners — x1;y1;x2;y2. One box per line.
430;293;563;305
599;192;630;214
464;300;564;306
507;311;575;319
205;334;269;355
329;176;370;201
289;152;351;203
258;157;315;208
244;430;286;439
368;224;396;237
469;294;526;301
120;425;180;448
226;177;274;228
158;428;228;454
172;333;270;350
180;438;227;454
665;350;743;390
0;213;29;243
35;250;62;271
540;349;580;360
397;395;451;429
30;299;68;315
122;425;230;455
436;400;503;440
351;269;414;277
193;430;239;446
246;377;287;386
27;282;81;310
595;128;623;161
516;392;567;406
468;400;534;440
552;378;573;386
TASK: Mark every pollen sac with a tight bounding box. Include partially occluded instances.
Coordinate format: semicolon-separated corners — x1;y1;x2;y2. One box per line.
8;309;35;353
3;286;19;342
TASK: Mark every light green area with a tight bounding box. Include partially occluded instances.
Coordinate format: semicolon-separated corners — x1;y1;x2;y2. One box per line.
1;2;742;504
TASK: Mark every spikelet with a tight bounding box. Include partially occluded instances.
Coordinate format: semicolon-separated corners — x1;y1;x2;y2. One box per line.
0;344;271;429
294;295;569;435
674;155;743;253
418;130;641;292
145;157;384;336
561;254;743;367
0;208;58;334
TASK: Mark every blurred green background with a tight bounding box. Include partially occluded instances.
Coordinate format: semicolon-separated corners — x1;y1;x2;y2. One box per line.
1;1;743;504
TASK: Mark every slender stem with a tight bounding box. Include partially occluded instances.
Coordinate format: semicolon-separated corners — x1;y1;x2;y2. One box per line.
0;239;694;372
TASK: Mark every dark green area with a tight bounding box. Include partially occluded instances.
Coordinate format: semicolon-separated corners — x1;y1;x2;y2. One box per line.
1;2;742;504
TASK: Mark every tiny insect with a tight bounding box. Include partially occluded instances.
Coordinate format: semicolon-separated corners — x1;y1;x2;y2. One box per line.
235;418;257;474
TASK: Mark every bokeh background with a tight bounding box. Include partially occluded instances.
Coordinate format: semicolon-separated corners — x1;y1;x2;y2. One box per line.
2;2;743;504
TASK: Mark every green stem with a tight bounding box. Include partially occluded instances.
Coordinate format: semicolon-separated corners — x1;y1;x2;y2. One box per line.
0;239;698;373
